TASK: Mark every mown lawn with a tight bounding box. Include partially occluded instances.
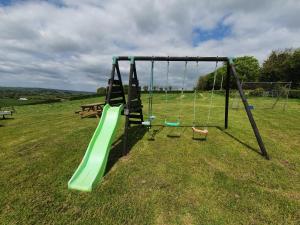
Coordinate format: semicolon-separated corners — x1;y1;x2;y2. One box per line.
0;93;299;225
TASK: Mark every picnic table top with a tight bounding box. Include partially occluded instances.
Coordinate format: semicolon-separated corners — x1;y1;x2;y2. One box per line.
0;111;12;115
80;102;105;108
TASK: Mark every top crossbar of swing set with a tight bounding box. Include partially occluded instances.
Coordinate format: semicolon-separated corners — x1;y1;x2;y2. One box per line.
115;56;229;62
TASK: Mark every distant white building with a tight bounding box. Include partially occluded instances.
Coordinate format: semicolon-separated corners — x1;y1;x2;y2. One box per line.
19;97;28;101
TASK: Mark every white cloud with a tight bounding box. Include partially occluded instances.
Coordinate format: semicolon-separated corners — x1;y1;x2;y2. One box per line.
0;0;299;91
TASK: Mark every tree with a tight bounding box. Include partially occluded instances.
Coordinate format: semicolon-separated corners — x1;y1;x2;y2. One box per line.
234;56;260;82
260;50;291;82
196;56;260;90
96;87;106;96
260;48;300;84
143;85;148;92
289;49;300;85
196;75;209;90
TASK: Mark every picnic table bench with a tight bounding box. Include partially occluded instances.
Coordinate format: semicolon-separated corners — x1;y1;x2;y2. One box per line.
0;110;13;119
0;106;15;119
75;103;105;119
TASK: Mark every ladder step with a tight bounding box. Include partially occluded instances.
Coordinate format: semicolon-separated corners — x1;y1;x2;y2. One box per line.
108;79;122;85
130;97;140;102
130;101;142;108
129;114;143;119
131;86;141;93
131;92;140;99
109;99;124;105
111;86;123;92
110;92;124;99
129;120;142;125
132;78;139;85
111;90;122;94
130;107;143;113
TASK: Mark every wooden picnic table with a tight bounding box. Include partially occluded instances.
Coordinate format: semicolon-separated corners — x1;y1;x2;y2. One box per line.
0;106;14;119
76;102;105;119
0;110;13;119
80;103;105;111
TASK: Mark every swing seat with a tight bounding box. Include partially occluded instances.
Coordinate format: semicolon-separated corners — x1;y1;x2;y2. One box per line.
192;127;208;135
165;121;180;127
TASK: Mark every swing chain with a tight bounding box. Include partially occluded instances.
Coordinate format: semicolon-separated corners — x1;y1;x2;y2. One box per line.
193;61;199;127
164;60;170;121
179;61;187;121
206;58;219;128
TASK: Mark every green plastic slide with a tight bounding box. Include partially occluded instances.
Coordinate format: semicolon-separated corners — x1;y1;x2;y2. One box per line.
68;104;123;192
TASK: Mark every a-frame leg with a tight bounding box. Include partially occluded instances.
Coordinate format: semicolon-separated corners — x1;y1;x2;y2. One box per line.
225;62;230;129
122;59;144;155
106;59;126;106
229;62;269;159
123;60;134;155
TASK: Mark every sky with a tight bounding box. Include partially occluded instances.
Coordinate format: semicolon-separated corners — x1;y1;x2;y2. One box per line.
0;0;299;91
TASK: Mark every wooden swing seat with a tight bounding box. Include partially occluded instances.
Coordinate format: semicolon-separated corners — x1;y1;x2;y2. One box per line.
192;127;208;135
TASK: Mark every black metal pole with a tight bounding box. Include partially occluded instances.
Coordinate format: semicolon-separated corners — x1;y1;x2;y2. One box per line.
230;63;269;159
123;57;135;155
116;56;228;62
225;62;230;129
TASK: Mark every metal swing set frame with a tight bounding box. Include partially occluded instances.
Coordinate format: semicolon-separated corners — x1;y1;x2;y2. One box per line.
106;56;270;160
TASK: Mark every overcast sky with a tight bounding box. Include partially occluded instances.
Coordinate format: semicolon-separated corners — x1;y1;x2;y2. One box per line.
0;0;299;91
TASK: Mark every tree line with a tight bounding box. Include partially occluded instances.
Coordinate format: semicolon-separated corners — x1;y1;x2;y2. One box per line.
196;48;300;90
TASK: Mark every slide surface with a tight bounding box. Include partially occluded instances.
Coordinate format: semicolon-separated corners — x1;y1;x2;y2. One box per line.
68;104;123;192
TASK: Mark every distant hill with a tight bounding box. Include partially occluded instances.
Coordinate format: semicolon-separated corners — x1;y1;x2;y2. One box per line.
0;87;99;106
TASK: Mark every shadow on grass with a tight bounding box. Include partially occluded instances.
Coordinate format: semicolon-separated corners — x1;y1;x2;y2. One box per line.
0;117;14;120
147;125;164;141
167;134;181;138
165;126;186;138
216;126;263;157
192;137;207;141
105;124;265;175
105;125;147;175
79;116;100;120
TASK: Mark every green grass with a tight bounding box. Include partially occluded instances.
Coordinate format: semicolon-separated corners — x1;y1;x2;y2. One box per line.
0;93;299;224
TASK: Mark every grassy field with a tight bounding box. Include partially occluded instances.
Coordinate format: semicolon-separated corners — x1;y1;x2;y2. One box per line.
0;98;61;106
0;93;299;225
0;87;98;106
